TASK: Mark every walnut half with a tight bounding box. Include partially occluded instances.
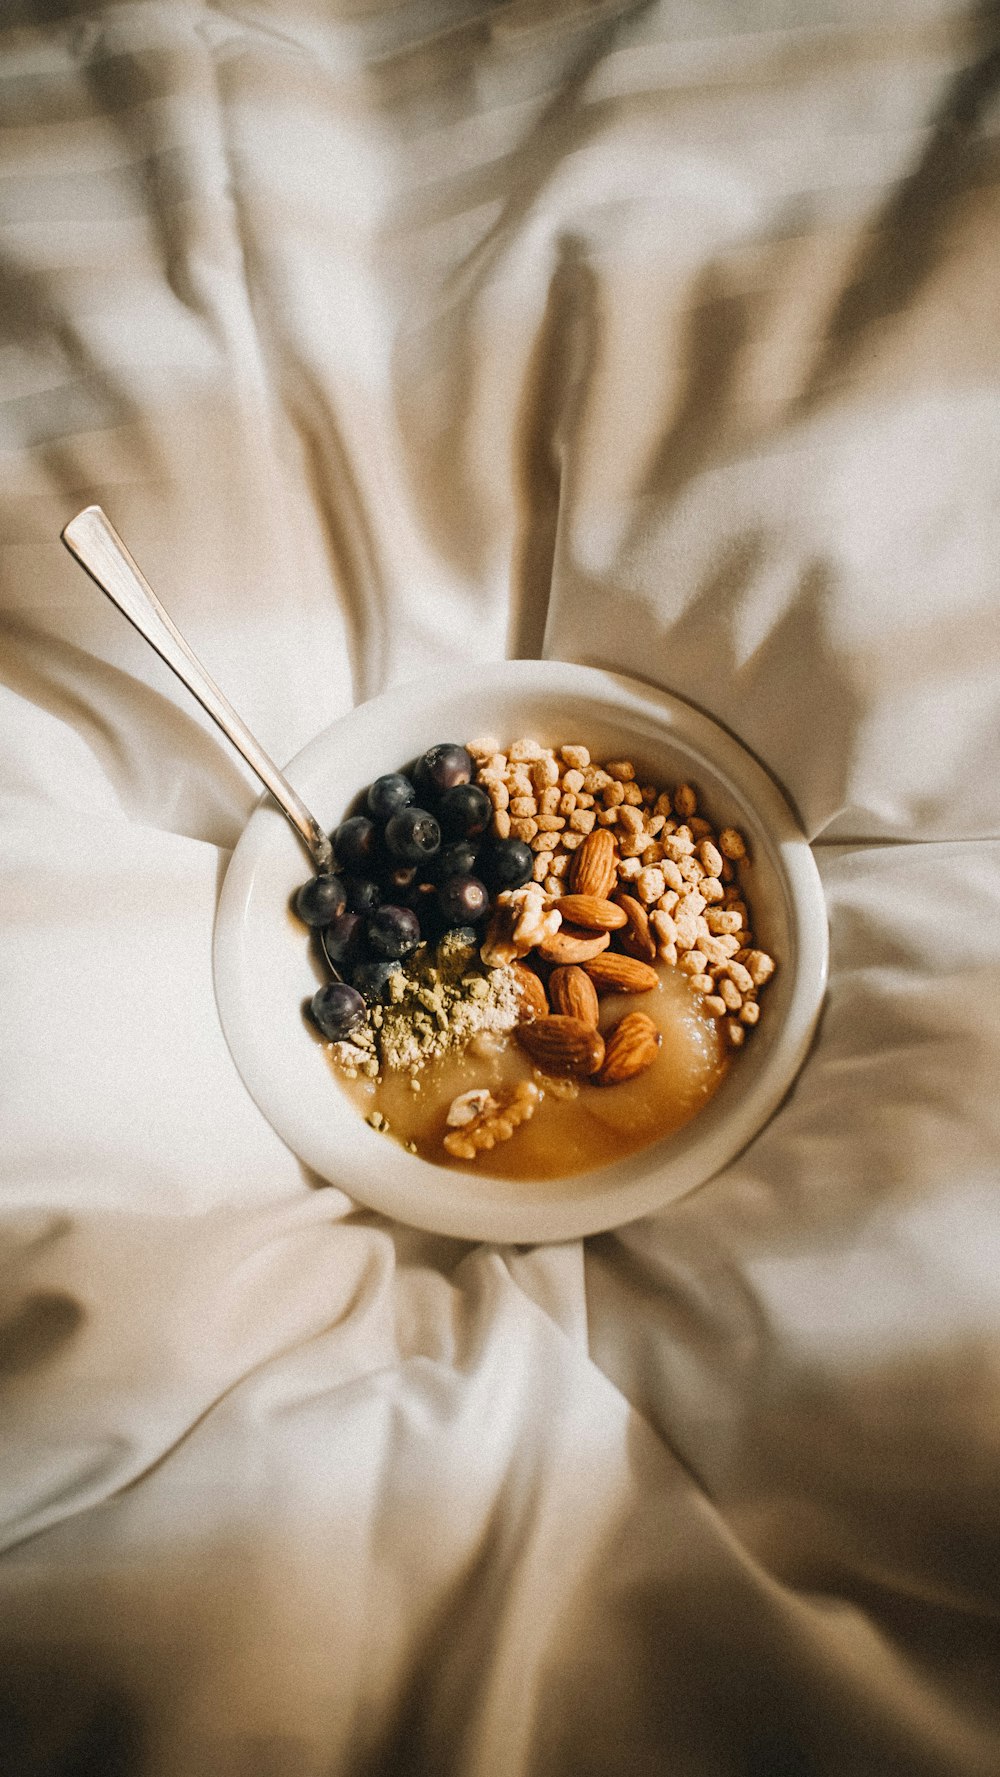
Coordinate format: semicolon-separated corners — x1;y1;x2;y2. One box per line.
442;1081;542;1160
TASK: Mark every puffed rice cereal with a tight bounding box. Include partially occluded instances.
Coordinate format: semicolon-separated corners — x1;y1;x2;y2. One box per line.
471;740;775;1044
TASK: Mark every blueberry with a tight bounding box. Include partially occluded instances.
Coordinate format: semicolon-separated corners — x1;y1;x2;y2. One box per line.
434;838;480;881
310;981;367;1041
411;880;440;930
414;743;473;802
345;875;381;915
367;903;421;960
321;911;364;971
384;805;441;866
352;958;402;1003
437;874;489;928
438;781;491;841
367;773;416;823
384;863;417;893
377;865;422;916
334;814;378;874
478;837;534;894
294;872;347;927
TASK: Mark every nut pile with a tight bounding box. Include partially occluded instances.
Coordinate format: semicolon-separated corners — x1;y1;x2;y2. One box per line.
467;738;775;1056
442;1081;542;1161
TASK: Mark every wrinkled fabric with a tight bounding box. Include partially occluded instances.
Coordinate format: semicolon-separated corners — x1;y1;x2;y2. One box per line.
2;2;1000;1774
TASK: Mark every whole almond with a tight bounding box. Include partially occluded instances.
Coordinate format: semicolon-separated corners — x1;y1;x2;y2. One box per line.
510;961;549;1021
516;1015;605;1077
583;952;660;995
570;828;617;899
537;925;612;966
553;894;628;931
548;964;600;1027
617;892;657;963
595;1012;661;1085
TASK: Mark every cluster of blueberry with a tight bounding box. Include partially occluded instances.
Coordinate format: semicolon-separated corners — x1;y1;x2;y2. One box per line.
296;742;535;1041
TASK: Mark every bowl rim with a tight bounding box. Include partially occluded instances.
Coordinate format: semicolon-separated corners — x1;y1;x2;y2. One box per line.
213;660;828;1242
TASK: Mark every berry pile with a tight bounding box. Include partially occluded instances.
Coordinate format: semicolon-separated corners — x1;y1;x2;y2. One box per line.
296;743;535;1042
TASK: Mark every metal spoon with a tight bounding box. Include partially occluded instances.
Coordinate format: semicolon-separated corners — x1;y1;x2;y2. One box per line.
61;505;334;874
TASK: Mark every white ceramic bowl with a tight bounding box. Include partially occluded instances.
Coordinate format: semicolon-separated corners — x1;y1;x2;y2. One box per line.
214;661;827;1242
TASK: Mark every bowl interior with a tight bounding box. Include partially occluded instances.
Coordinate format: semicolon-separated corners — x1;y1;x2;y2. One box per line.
213;661;827;1242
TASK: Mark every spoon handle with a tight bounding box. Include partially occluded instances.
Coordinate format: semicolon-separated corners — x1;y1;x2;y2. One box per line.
61;505;334;873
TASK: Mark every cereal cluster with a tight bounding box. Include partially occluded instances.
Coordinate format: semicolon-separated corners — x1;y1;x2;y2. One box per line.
467;737;775;1047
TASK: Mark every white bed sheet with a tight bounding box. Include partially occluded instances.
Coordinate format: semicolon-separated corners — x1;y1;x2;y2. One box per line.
2;2;1000;1772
